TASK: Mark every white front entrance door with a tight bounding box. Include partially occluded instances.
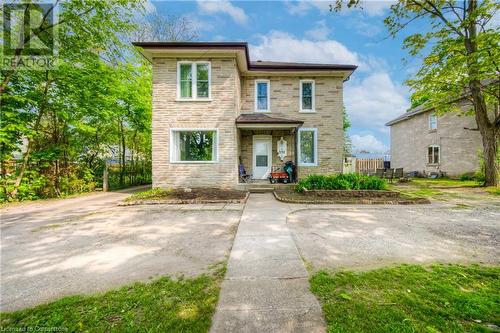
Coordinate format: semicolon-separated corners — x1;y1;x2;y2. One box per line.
253;135;272;179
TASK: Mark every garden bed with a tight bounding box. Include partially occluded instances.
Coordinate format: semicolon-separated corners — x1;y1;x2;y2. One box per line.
122;187;249;205
274;188;430;204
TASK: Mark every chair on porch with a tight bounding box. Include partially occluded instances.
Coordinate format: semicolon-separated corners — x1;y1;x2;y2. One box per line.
239;164;253;183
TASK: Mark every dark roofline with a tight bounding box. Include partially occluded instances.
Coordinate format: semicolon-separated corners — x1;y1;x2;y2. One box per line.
132;41;357;73
236;114;304;124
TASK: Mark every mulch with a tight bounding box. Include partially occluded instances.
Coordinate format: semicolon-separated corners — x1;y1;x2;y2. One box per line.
122;188;249;205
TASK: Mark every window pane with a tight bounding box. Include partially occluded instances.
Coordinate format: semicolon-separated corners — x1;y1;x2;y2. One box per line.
257;82;267;97
177;131;215;161
428;147;433;163
302;82;312;97
197;81;209;97
180;64;192;98
256;155;268;167
258;96;268;110
300;130;315;164
197;64;209;80
434;147;439;164
302;97;312;110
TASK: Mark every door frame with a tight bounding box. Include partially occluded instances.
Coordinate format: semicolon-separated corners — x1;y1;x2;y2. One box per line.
252;135;272;179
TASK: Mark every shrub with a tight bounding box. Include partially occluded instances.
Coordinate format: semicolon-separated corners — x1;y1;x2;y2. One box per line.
296;173;387;192
459;173;475;181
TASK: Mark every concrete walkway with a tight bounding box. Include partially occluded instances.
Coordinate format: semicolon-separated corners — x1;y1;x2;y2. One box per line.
211;193;326;333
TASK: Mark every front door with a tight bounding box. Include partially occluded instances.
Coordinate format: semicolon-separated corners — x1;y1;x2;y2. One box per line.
253;135;272;179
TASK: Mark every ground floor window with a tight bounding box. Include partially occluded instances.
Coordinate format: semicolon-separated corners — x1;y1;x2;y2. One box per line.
170;129;218;163
427;145;440;164
298;128;317;166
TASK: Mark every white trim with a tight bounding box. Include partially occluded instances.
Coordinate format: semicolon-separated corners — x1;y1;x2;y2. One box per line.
428;113;437;130
169;128;219;164
254;79;271;113
427;144;440;164
299;79;315;113
176;61;211;101
252;135;273;179
298;128;318;166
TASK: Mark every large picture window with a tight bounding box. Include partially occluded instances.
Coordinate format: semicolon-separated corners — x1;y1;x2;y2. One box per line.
300;80;315;112
255;79;270;112
177;62;211;100
298;128;318;166
427;145;440;164
170;130;218;163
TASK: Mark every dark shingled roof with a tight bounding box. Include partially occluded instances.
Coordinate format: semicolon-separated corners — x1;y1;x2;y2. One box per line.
131;42;357;72
236;113;304;125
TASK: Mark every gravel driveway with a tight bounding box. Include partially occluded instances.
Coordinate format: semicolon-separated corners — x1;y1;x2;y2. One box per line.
287;205;500;270
0;189;242;311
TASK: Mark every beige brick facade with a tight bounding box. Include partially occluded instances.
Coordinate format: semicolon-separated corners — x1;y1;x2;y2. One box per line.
390;108;482;177
152;57;346;188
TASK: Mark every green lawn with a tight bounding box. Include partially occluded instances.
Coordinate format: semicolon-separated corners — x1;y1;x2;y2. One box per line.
0;265;225;332
311;264;500;333
410;178;480;188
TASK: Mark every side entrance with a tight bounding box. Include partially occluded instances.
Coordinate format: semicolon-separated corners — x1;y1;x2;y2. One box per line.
252;135;272;179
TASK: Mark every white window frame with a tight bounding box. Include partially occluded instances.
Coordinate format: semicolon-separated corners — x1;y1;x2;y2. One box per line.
428;113;437;130
254;79;270;112
297;128;318;166
427;145;440;165
169;128;219;164
299;80;315;113
176;61;211;101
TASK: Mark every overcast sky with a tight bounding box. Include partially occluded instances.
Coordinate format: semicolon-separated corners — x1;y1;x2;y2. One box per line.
148;0;428;153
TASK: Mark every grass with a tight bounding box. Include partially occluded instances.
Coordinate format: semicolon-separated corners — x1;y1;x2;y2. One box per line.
486;187;500;195
125;187;247;203
310;264;500;333
126;187;172;201
410;178;480;188
0;264;226;332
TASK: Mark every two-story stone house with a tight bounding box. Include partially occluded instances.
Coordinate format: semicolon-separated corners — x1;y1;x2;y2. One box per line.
386;100;483;177
133;42;357;188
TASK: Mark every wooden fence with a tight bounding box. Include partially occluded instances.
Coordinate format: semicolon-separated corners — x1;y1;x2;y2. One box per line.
355;158;385;173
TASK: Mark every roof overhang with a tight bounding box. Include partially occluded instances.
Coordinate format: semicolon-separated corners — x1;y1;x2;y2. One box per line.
132;42;357;80
235;114;303;129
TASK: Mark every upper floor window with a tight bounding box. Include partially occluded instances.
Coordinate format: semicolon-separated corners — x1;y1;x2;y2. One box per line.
300;80;315;112
427;145;440;164
298;128;318;166
177;61;211;100
255;79;270;112
428;113;437;130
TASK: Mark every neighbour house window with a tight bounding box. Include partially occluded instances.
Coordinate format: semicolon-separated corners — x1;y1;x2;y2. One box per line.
177;62;211;99
170;130;218;163
427;145;440;164
255;80;270;112
298;128;318;166
429;113;437;130
300;80;315;112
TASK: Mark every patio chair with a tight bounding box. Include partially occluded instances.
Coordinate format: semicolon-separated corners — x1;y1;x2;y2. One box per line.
239;164;252;183
375;168;385;178
384;168;395;183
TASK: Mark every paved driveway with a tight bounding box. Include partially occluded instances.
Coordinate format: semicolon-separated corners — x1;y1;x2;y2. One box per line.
287;205;500;270
0;188;242;311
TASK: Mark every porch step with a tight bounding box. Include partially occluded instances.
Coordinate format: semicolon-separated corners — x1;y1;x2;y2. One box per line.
248;187;275;193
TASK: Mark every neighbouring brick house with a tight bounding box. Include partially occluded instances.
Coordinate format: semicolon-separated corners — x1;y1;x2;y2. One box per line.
386;101;483;177
133;42;356;188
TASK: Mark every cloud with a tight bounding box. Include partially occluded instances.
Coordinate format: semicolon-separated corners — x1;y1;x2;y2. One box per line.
304;20;332;40
345;72;409;131
285;0;391;17
197;0;248;25
144;0;156;13
351;134;388;152
348;15;383;37
250;31;361;65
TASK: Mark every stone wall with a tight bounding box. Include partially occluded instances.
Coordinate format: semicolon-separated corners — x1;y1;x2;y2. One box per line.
390;106;482;177
152;57;239;188
240;76;345;177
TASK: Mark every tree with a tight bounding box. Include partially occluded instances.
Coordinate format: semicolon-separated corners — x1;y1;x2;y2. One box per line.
343;107;353;156
131;12;198;42
334;0;500;186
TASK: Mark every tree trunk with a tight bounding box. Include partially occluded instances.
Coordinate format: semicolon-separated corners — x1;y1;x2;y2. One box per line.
481;127;499;186
11;72;51;197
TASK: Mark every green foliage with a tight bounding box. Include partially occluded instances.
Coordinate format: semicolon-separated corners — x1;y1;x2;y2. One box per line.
1;0;153;202
0;268;225;332
311;264;500;333
125;187;172;202
343;107;352;156
296;173;387;192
